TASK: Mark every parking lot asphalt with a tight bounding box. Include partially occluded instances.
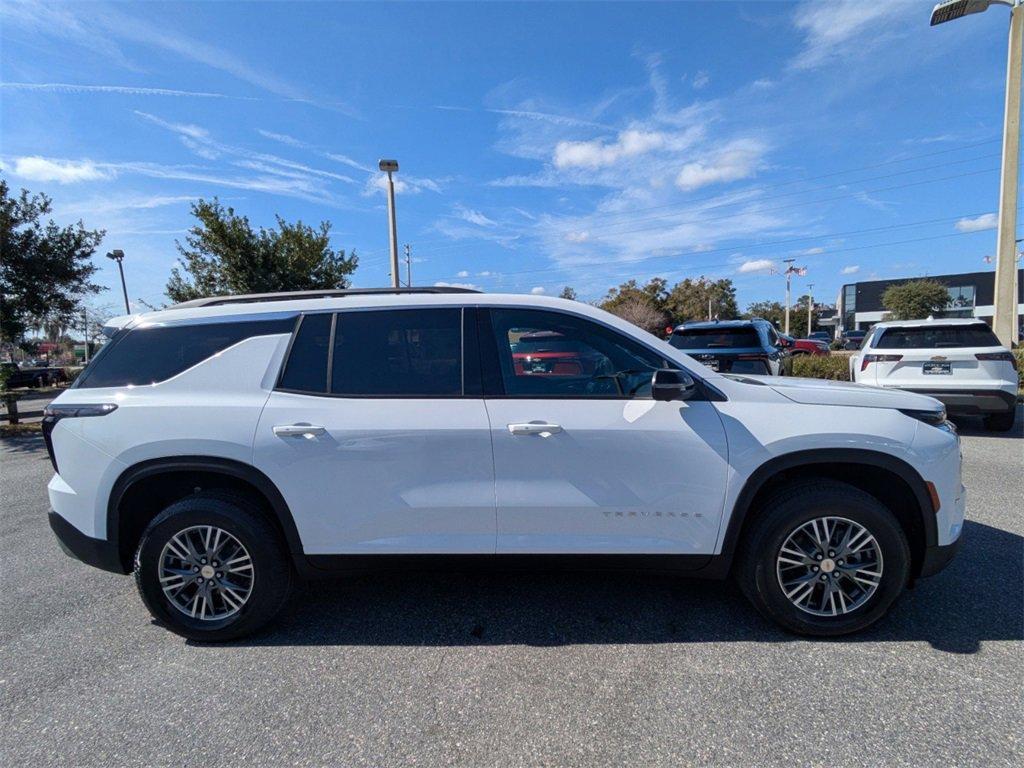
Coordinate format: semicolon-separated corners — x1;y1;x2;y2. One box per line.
1;411;1021;767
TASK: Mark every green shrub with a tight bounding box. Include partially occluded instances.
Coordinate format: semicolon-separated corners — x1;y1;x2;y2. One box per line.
1015;348;1024;392
792;354;850;381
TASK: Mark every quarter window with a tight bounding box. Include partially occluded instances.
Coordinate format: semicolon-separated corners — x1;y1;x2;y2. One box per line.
76;317;295;389
486;308;666;398
330;308;462;396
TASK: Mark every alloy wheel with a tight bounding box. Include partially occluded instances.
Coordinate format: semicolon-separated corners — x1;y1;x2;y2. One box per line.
776;516;883;617
158;525;254;621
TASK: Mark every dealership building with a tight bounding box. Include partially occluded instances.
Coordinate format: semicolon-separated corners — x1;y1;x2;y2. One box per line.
836;269;1024;332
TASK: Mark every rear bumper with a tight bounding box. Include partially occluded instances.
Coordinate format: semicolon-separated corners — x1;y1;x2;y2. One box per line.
48;511;127;574
904;388;1017;415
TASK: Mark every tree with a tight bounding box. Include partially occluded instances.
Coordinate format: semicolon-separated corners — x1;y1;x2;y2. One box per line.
881;279;950;321
558;286;577;301
598;278;670;335
166;199;358;303
665;277;738;323
606;296;670;336
745;300;785;330
0;179;103;343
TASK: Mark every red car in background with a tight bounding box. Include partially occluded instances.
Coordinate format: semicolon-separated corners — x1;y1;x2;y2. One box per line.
511;330;602;376
779;334;830;356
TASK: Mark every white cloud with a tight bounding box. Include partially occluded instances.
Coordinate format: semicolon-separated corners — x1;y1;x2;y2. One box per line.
530;286;546;295
327;153;373;173
257;129;306;148
477;271;494;277
799;246;825;256
691;70;710;90
362;174;441;196
750;78;776;90
456;270;470;278
434;281;478;290
565;231;590;243
454;205;497;227
135;110;209;140
554;129;667;170
840;265;860;275
737;258;775;274
12;156;110;184
791;0;913;70
675;139;765;191
0;82;248;99
955;213;998;233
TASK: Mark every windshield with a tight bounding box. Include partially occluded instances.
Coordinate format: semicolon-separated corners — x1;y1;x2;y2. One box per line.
874;325;1001;349
670;327;761;350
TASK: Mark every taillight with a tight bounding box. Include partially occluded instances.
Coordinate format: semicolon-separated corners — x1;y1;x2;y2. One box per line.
860;354;902;371
41;403;118;473
975;351;1017;370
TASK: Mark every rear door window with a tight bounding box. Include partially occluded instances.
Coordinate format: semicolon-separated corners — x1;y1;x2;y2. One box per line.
874;325;1001;349
76;317;295;388
330;308;463;396
278;313;333;393
669;327;761;350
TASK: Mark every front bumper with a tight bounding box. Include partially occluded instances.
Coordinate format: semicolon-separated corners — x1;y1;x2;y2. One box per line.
919;533;962;578
48;511;127;574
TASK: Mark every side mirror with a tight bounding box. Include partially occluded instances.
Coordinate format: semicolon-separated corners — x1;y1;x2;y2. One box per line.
652;368;695;402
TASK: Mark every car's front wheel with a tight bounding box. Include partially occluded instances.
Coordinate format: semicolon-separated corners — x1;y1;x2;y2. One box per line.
737;480;910;636
134;492;293;641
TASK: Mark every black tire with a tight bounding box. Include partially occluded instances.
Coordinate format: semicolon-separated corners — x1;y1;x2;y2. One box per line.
134;492;293;641
736;480;910;637
983;409;1016;432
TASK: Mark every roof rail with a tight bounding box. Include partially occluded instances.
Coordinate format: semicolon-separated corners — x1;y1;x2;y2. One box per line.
169;286;480;309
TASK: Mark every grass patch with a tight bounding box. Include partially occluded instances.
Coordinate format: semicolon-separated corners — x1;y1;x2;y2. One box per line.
0;422;43;437
792;354;851;381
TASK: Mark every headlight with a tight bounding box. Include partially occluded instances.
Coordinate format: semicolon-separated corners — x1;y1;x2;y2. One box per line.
900;407;956;435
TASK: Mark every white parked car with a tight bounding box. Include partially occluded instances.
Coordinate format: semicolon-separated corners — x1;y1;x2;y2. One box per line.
850;318;1018;432
45;289;964;640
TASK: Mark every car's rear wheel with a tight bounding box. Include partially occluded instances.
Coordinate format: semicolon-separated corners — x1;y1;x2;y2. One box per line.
736;480;910;636
134;492;292;641
983;409;1016;432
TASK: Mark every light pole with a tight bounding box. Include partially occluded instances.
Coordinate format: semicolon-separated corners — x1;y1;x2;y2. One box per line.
378;159;400;289
807;283;815;336
931;0;1021;345
782;259;806;335
106;250;130;314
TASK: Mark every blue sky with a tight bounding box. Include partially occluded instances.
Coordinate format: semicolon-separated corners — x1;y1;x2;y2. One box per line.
0;0;1015;313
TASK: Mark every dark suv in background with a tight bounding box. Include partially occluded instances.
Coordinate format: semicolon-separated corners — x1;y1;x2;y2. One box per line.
668;319;792;376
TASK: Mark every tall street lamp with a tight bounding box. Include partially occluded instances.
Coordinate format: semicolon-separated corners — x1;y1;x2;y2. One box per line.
378;159;400;289
106;249;130;314
931;0;1021;345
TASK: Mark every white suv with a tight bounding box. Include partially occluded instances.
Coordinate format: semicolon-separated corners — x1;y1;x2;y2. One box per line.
850;318;1018;432
45;288;965;640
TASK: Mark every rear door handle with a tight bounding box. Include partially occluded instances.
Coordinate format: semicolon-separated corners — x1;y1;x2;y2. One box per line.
508;422;562;436
273;424;326;438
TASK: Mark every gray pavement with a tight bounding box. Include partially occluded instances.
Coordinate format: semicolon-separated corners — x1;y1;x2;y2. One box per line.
1;413;1021;767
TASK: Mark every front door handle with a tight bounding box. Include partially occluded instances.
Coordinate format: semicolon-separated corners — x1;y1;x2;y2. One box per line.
508;422;563;436
273;424;326;438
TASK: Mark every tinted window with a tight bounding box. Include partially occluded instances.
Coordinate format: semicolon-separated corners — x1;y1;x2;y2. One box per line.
331;309;462;396
488;308;666;398
279;313;332;393
77;317;294;388
669;327;761;350
874;324;1001;349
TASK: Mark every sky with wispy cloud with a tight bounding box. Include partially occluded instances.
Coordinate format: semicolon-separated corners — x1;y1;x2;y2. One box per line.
0;0;1012;311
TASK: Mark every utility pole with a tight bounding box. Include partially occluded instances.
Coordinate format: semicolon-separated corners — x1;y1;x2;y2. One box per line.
994;1;1022;345
378;160;400;289
930;0;1022;345
807;283;815;336
82;307;89;364
404;243;412;288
